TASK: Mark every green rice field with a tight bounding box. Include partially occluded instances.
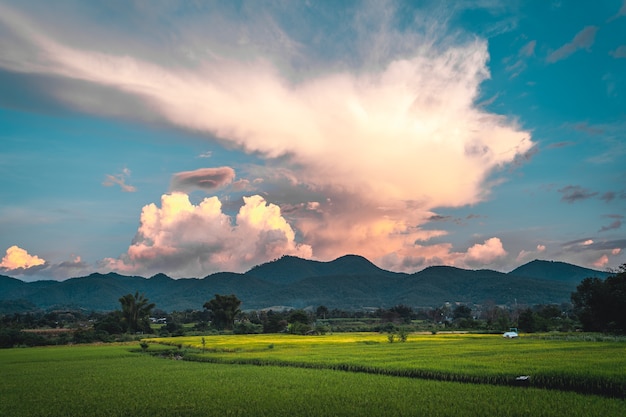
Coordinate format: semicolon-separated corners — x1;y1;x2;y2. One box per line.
1;333;625;416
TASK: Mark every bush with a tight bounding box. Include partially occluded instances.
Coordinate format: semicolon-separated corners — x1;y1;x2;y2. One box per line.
233;322;263;334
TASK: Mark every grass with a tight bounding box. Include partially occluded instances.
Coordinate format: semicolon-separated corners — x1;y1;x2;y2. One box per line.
1;335;625;416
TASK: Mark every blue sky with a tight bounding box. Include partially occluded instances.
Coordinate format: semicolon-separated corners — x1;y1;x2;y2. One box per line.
0;0;624;280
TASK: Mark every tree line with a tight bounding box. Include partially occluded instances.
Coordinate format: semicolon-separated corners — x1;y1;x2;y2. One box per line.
1;264;624;347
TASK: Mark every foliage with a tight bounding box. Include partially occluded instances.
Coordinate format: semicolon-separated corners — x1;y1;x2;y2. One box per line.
233;322;263;334
571;265;626;334
119;292;155;334
203;294;241;330
453;305;472;320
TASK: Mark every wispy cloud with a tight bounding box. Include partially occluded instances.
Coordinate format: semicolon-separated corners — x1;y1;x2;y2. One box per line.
102;168;136;192
608;0;626;21
558;185;598;203
609;45;626;58
546;26;598;63
505;40;536;78
170;167;235;193
599;220;622;232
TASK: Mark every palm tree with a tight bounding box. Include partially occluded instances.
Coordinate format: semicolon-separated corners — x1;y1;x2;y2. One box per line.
119;292;155;333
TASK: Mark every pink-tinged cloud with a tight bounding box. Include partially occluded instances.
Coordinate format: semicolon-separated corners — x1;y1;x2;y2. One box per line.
379;237;507;272
102;168;136;192
170;167;235;193
593;254;609;268
104;193;312;277
516;243;545;263
547;26;598;63
0;4;534;272
0;245;46;270
466;237;507;265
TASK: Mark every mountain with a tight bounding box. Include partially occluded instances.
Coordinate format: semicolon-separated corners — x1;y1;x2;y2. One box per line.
245;254;395;284
0;258;611;313
509;259;611;284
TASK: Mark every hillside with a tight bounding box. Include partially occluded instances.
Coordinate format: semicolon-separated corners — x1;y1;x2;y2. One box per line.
0;258;610;313
509;259;611;284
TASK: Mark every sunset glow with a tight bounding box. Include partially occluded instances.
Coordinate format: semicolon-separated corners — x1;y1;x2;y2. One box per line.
0;1;624;280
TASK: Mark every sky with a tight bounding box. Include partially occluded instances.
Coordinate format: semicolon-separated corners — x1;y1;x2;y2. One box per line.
0;0;625;281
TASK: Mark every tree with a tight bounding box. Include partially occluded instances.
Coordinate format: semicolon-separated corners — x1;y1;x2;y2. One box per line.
316;305;329;319
203;294;241;330
119;292;155;334
571;265;626;333
453;305;472;320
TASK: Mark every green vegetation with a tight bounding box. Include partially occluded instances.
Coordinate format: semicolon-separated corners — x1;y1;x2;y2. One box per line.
1;341;625;417
148;332;626;398
571;265;626;334
203;293;242;330
118;291;155;333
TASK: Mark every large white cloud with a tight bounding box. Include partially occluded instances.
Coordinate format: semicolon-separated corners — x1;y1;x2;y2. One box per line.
104;193;312;277
0;3;534;273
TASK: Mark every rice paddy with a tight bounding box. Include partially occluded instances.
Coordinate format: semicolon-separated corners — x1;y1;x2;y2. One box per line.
1;333;625;416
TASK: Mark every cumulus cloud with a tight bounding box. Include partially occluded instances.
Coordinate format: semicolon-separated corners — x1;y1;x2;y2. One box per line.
466;237;507;265
547;26;598;63
0;3;534;272
104;193;312;277
170;167;235;193
379;237;507;271
0;245;46;270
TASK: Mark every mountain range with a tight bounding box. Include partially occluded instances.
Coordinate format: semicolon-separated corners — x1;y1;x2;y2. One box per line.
0;256;612;313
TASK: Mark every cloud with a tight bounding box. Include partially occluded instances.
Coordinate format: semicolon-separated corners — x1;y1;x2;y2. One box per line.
546;26;598;63
379;237;507;271
558;185;598;203
102;168;136;192
609;46;626;58
0;245;46;270
104;193;312;277
516;243;546;263
608;1;626;21
519;40;536;57
0;3;534;272
466;237;507;265
599;220;622;232
593;254;609;268
170;167;235;193
547;141;574;149
505;40;536;78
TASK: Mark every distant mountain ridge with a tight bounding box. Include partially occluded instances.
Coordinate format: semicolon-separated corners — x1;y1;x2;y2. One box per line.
0;256;612;313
